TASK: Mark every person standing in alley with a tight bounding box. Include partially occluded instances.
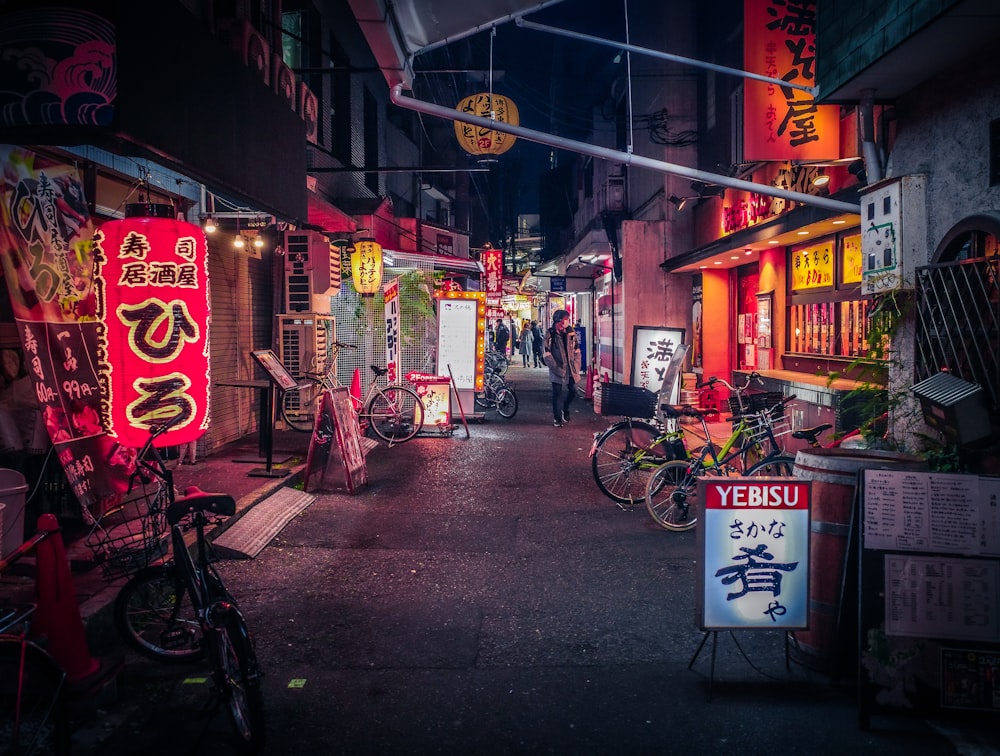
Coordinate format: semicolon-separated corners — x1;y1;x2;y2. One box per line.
518;321;533;367
543;309;581;426
530;320;543;367
494;319;510;360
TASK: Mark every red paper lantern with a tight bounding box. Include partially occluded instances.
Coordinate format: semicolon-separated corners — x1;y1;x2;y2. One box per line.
97;204;211;447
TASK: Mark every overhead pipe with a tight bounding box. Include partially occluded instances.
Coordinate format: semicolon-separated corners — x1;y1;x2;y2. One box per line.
391;84;861;215
516;17;818;97
860;89;883;184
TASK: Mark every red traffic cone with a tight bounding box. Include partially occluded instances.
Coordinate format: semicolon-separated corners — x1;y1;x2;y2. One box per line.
584;366;595;400
350;368;362;405
32;514;100;683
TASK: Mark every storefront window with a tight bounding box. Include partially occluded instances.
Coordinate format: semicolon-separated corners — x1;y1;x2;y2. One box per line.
787;232;869;358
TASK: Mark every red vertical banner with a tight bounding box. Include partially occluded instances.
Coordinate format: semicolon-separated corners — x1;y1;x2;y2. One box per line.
0;146;133;514
481;244;503;310
95;212;211;449
743;0;839;161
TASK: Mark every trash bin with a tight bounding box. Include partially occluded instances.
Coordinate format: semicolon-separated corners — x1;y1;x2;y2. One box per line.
406;373;452;431
0;468;29;559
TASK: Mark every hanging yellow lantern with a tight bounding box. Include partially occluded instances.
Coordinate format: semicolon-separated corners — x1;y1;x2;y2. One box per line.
454;93;519;156
351;239;383;297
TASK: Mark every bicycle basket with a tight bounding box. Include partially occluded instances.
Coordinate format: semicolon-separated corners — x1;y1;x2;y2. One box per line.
728;391;786;419
597;383;658;418
84;480;169;580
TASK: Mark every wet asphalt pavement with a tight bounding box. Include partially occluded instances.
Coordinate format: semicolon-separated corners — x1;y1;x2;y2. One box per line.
67;363;999;755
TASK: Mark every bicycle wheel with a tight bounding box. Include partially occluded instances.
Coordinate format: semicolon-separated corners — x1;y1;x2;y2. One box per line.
590;420;663;506
645;460;702;531
744;455;796;477
211;609;266;753
279;381;320;432
0;638;70;756
495;387;518;418
366;385;425;443
114;564;205;663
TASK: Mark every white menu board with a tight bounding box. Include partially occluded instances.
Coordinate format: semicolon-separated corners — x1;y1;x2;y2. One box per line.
437;298;479;389
863;470;1000;556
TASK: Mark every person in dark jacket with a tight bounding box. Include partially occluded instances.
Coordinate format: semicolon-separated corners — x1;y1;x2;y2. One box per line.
542;310;581;426
494;320;510;358
530;320;543;367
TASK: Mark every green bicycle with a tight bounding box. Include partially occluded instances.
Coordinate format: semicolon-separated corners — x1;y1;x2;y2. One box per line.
589;373;779;507
644;399;796;531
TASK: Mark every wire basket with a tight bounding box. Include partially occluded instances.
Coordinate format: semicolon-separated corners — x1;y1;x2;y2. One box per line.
728;391;786;418
597;383;658;418
84;481;169;580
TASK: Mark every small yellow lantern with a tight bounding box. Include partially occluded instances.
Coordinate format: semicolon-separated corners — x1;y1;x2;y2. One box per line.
454;93;519;157
351;239;383;297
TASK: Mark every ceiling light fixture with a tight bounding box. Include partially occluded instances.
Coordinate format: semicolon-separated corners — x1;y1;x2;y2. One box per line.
812;169;830;188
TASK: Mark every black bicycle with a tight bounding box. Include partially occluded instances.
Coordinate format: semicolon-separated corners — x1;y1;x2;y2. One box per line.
113;418;266;752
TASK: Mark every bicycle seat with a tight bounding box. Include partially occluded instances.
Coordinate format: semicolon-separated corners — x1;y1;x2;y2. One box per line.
660;404;703;420
791;423;832;441
371;365;389;377
167;486;237;525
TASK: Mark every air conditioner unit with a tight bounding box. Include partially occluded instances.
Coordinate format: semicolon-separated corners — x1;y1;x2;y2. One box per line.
277;315;335;425
239;20;270;86
283;230;340;313
272;54;297;111
299;82;319;144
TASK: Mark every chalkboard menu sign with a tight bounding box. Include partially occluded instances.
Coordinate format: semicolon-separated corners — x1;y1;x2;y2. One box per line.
304;387;368;493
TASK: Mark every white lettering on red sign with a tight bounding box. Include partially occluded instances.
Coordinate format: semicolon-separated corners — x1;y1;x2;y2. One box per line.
715;484;803;508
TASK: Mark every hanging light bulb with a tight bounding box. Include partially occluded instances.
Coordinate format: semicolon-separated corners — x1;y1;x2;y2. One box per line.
234;234;246;249
253;232;265;249
202;215;217;233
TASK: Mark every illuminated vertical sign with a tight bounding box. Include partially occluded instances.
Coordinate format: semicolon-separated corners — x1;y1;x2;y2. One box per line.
384;276;400;383
743;0;839;161
698;479;810;630
97;212;211;448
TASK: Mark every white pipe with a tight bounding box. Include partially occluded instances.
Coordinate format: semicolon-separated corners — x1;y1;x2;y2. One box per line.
391;85;860;215
516;17;819;98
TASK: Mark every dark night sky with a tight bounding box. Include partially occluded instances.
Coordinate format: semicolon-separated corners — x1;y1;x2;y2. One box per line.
410;1;630;246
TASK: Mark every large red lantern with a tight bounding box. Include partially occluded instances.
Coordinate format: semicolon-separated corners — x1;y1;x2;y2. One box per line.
454;93;519;156
96;204;211;447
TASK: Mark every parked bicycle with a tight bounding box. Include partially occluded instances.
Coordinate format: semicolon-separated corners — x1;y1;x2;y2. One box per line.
474;366;518;418
114;417;265;752
590;372;781;507
280;341;425;443
0;524;72;755
644;396;797;531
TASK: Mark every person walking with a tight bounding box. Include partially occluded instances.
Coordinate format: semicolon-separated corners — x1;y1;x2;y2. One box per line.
518;322;533;367
494;319;510;360
542;309;581;426
530;320;543;367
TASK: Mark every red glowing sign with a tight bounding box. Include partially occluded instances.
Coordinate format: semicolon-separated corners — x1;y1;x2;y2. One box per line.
743;0;839;161
97;214;210;447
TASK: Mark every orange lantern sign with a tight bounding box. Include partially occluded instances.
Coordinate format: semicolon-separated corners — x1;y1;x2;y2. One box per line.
351;239;383;296
96;204;211;447
454;93;519;156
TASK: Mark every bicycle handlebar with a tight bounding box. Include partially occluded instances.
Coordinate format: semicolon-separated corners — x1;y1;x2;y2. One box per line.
702;371;763;393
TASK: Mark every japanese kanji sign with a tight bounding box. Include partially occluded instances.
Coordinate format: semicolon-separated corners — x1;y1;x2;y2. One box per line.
743;0;839;161
698;478;810;630
629;325;685;400
384;276;400;383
